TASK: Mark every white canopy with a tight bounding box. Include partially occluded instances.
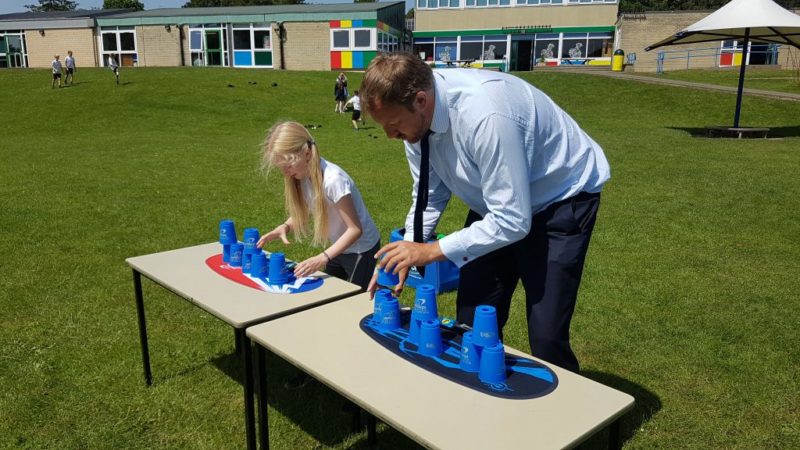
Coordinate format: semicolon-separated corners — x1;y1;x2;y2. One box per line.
646;0;800;51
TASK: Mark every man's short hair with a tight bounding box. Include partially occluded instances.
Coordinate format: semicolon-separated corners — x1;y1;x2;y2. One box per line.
361;53;434;113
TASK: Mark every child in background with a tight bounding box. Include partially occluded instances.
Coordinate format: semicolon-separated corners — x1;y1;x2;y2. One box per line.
64;50;75;86
51;55;62;89
258;121;380;389
107;55;120;85
344;90;363;131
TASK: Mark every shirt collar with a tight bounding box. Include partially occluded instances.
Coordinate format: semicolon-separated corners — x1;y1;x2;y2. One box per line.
429;72;450;135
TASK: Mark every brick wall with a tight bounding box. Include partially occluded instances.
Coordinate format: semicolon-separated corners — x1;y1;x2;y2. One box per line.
619;9;800;73
617;11;710;73
136;25;182;67
281;22;330;71
24;28;98;69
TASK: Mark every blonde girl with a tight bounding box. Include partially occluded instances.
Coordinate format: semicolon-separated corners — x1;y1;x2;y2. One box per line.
257;121;380;290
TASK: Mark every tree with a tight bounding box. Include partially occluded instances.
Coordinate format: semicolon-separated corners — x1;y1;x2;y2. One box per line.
103;0;144;11
25;0;78;11
182;0;304;6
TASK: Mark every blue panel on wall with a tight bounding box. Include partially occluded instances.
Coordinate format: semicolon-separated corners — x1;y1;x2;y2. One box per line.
352;20;363;27
352;51;364;69
234;51;252;67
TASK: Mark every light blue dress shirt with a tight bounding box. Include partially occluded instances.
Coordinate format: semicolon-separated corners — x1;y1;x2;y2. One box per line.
403;69;610;268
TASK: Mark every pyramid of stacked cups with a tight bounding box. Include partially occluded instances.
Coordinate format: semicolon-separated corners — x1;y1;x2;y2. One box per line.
219;219;290;285
373;266;507;384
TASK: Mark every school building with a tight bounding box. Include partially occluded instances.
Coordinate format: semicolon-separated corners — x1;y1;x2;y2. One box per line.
3;2;797;73
0;3;406;71
411;0;619;70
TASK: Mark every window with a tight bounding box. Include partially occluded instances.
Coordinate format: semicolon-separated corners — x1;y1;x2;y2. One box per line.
435;39;456;62
187;24;229;67
332;30;350;49
100;27;137;67
254;30;270;50
460;36;483;60
331;28;375;51
483;37;507;60
414;38;434;61
354;29;372;49
233;30;251;50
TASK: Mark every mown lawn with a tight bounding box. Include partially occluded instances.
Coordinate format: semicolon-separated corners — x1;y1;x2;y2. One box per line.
646;67;800;94
1;66;798;449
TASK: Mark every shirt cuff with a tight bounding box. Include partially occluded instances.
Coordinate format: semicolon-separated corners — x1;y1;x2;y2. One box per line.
438;234;473;268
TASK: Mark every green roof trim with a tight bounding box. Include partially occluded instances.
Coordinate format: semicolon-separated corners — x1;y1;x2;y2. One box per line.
98;12;380;26
413;25;614;38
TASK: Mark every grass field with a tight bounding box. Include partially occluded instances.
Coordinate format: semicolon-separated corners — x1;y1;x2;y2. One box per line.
1;66;798;449
647;67;800;94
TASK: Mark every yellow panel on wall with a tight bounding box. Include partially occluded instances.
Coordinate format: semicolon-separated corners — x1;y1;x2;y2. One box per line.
340;20;352;28
733;53;743;66
341;51;353;69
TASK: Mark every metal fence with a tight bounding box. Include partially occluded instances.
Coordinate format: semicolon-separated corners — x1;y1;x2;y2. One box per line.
656;44;781;74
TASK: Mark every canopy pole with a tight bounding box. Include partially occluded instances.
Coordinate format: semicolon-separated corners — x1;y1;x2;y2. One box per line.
733;27;751;128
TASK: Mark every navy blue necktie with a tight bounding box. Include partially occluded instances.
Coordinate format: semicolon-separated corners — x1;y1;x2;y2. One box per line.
413;131;432;276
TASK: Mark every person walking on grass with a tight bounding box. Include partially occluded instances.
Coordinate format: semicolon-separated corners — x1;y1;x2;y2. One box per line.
64;50;75;86
107;55;120;85
257;120;380;389
51;55;62;89
345;90;363;131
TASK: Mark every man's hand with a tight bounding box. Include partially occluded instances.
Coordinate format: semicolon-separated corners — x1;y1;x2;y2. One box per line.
367;267;409;299
376;241;446;274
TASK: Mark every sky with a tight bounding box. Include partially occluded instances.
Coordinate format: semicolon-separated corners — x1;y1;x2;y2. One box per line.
0;0;413;14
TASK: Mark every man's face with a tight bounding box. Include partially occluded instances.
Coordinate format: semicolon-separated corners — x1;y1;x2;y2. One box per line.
368;91;430;144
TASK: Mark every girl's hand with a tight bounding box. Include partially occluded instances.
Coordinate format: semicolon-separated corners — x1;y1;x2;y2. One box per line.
293;253;328;278
257;224;290;248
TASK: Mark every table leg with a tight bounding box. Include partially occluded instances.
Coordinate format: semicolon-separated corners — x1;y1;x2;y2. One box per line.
367;413;377;445
235;328;243;355
133;269;152;386
238;329;257;450
255;344;269;450
608;418;621;450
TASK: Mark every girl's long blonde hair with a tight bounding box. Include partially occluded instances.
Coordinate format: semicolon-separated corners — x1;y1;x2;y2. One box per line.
261;121;329;246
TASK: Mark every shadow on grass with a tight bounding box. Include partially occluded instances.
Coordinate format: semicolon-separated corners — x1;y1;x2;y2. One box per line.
211;349;422;448
668;126;800;138
575;371;661;449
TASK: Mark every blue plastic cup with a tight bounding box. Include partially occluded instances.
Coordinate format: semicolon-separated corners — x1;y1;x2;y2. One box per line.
229;242;244;267
378;297;401;331
478;342;507;384
243;227;260;252
242;251;253;274
376;266;400;289
268;252;288;285
472;305;500;347
408;311;421;345
251;251;268;278
223;244;232;263
413;284;438;321
374;289;393;317
459;331;481;373
418;319;443;357
219;219;237;245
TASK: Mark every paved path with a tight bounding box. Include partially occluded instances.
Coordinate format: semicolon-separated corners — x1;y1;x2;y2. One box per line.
558;69;800;102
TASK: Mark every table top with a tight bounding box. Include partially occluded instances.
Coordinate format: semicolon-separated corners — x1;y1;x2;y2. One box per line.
126;243;362;328
246;293;635;450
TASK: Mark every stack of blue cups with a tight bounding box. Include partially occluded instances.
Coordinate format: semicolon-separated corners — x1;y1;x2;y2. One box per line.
374;289;401;331
268;251;289;285
408;284;438;347
219;219;237;262
241;228;260;274
229;242;244;267
418;318;443;357
458;305;507;384
251;251;268;279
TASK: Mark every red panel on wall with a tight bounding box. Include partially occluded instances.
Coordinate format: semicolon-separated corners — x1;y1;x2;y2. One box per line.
331;51;341;69
330;20;340;28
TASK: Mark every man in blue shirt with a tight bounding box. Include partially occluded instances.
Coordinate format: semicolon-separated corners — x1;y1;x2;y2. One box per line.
362;53;610;373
